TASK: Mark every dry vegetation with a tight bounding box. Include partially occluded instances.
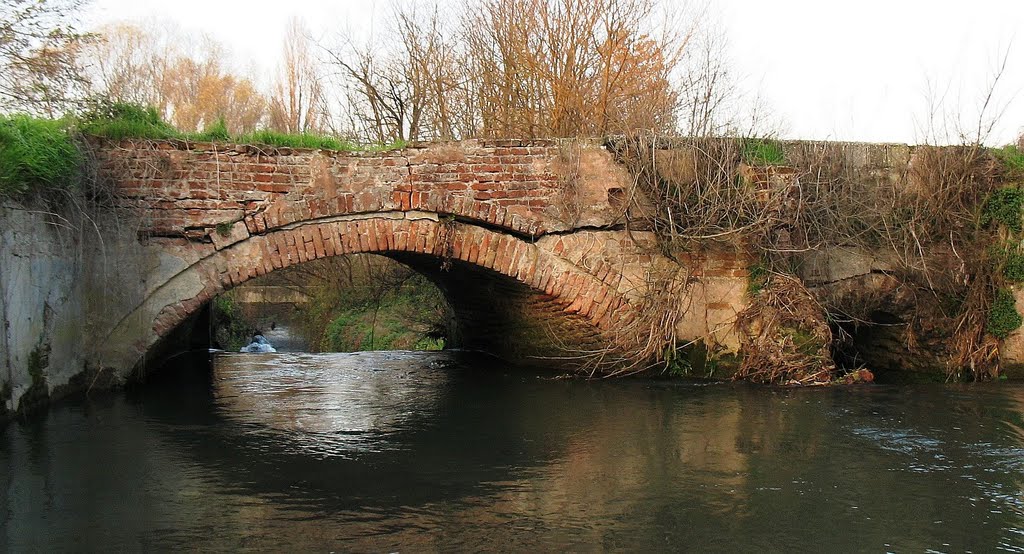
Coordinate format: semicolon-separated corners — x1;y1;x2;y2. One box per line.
326;0;691;142
607;131;1020;383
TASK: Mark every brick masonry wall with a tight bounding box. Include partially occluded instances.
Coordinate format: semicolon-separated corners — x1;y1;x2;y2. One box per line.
95;138;629;239
92;138;750;374
128;217;642;369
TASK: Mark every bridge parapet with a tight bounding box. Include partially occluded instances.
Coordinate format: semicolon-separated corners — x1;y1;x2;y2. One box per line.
97;138;633;242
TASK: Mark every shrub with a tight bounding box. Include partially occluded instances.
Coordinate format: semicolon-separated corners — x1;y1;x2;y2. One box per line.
982;187;1024;232
993;144;1024;175
0;115;81;198
211;294;252;351
987;288;1022;339
1004;248;1024;282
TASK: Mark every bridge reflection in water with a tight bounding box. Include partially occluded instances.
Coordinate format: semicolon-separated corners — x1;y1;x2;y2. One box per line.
3;351;1024;551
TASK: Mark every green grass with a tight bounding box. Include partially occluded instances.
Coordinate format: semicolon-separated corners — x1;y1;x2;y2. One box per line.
312;271;449;352
988;288;1023;339
993;145;1024;175
0;115;81;199
191;117;231;142
742;138;786;166
2;102;411;200
236;130;352;150
414;336;446;351
321;302;420;351
79;102;180;140
79;102;357;151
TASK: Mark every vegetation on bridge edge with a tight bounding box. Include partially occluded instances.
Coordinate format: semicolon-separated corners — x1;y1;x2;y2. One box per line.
0;102;410;200
0;115;81;198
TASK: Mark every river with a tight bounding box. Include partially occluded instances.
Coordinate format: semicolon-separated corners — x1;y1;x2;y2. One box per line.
2;349;1024;552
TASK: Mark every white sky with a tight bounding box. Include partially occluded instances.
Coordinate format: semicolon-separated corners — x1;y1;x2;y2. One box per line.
83;0;1024;145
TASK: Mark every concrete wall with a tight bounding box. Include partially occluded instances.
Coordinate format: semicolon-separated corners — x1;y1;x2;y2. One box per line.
0;200;195;414
1;204;87;413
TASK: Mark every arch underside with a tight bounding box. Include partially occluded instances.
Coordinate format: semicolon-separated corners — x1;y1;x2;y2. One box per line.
137;215;639;372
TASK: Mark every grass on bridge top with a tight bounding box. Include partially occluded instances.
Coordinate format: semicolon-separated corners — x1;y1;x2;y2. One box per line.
0;115;81;199
0;103;409;200
993;144;1024;177
78;102;403;151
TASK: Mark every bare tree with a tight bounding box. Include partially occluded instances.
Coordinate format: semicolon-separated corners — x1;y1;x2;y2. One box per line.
83;21;268;133
268;17;329;134
462;0;687;137
0;0;91;115
323;0;699;142
915;45;1017;147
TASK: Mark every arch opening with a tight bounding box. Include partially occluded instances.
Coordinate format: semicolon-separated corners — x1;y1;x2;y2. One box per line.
209;254;454;354
131;215;630;378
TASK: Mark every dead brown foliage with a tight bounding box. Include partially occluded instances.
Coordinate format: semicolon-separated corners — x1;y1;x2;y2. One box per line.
326;0;688;142
734;275;835;385
612;132;1006;382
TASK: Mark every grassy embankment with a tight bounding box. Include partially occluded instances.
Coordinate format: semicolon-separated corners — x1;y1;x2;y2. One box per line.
294;257;450;352
210;257;450;353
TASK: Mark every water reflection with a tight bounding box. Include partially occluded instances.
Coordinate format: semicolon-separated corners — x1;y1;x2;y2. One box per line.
2;351;1024;552
213;351;452;457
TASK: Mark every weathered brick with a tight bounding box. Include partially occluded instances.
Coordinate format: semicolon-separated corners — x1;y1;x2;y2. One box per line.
312;226;326;258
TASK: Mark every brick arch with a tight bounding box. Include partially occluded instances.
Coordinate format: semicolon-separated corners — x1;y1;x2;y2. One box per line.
136;215;638;369
246;188;550;240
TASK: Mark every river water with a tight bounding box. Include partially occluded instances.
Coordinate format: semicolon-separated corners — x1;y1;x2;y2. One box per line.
3;349;1024;552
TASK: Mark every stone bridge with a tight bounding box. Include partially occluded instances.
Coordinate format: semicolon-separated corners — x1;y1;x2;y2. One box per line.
76;139;748;376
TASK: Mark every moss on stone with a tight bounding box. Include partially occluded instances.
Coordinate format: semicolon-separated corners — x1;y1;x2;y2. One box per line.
782;326;825;357
19;343;51;412
28;344;47;388
747;261;768;296
982;187;1024;233
0;380;10;416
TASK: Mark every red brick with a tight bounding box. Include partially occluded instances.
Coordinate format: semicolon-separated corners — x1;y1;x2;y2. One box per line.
321;226;336;257
388;226;402;251
312;227;326;258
